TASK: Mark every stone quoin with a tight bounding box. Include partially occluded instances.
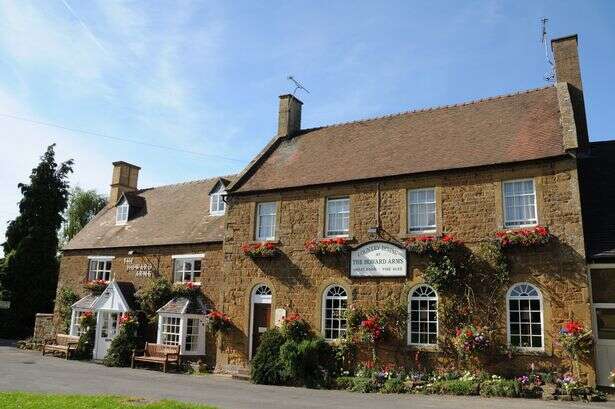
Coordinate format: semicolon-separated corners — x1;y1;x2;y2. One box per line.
54;34;615;386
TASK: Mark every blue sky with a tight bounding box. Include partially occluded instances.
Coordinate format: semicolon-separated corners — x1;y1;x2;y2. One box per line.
0;0;614;253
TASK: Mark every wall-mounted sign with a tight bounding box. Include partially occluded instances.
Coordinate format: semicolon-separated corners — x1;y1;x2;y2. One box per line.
123;257;154;278
350;241;407;278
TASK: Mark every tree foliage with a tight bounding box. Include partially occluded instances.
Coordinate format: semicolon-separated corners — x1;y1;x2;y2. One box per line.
61;187;106;244
0;144;73;337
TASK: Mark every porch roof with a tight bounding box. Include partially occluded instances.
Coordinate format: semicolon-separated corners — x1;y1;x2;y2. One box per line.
157;296;207;315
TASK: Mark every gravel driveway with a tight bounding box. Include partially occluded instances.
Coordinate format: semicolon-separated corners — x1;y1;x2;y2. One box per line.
1;342;613;409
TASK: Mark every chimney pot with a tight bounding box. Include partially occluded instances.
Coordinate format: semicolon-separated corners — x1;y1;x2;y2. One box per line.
109;161;140;205
277;94;303;136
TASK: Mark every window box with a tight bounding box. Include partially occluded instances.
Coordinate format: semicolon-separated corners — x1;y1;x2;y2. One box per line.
495;225;552;248
305;237;350;255
172;282;202;299
404;234;463;255
83;279;109;295
241;242;280;258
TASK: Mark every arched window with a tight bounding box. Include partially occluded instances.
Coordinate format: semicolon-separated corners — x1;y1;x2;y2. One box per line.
507;283;544;350
408;285;438;346
322;285;348;341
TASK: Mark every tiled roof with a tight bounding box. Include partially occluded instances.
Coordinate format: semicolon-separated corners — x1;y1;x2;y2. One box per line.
231;86;568;193
157;297;208;315
580;141;615;261
63;176;235;250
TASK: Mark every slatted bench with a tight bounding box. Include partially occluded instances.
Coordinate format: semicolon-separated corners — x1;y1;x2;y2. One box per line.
131;342;181;373
42;334;79;359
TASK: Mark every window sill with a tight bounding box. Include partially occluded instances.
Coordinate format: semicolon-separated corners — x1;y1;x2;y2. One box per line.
509;347;548;356
174;281;202;286
407;344;439;353
248;239;280;245
397;231;437;240
320;235;356;242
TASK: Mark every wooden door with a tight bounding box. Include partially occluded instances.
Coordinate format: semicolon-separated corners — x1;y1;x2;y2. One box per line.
251;303;271;357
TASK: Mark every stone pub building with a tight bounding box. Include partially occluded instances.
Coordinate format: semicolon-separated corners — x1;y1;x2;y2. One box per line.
56;35;615;386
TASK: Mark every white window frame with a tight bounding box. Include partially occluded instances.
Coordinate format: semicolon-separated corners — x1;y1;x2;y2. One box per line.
322;285;348;341
87;256;114;281
209;183;226;216
116;200;129;225
171;254;204;284
255;202;277;241
408;188;437;233
407;284;438;347
506;282;545;352
157;313;206;356
325;197;350;237
503;179;538;228
69;309;89;336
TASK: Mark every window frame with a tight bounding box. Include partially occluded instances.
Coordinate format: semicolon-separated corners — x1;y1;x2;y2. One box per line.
407;284;439;347
209;183;226;216
69;309;89;336
171;254;204;284
255;202;277;241
502;178;538;228
87;256;114;282
407;187;437;234
157;313;206;355
325;197;350;237
116;200;129;225
322;285;348;341
506;282;545;352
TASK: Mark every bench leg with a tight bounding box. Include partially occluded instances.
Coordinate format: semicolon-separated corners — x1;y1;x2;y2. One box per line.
163;363;167;373
131;358;135;369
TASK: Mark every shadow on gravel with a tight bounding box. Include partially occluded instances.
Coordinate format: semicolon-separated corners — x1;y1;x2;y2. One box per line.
0;339;17;347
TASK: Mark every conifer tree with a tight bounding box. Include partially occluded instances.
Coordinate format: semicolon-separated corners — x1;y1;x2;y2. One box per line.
0;145;73;337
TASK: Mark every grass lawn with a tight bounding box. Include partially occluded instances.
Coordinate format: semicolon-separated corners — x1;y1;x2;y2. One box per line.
0;392;217;409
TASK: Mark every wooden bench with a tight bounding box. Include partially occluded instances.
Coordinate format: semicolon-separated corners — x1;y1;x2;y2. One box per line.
131;342;181;373
42;334;79;359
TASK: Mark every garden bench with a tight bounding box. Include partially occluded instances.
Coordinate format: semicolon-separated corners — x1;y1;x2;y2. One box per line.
131;342;181;373
42;334;79;359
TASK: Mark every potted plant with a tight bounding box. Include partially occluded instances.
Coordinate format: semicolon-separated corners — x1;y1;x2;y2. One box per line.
241;242;280;258
304;237;350;255
207;310;232;334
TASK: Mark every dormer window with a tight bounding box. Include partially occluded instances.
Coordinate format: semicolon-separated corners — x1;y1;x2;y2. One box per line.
209;183;226;216
116;199;129;225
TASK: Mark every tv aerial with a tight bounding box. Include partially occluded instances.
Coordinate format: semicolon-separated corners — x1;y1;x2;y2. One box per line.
287;75;310;97
540;17;555;82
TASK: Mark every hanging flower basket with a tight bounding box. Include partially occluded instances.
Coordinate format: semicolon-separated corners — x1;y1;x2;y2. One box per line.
404;234;463;255
558;320;593;360
207;310;232;334
452;324;490;358
83;279;108;295
241;242;280;258
495;225;552;248
304;237;350;255
119;312;136;326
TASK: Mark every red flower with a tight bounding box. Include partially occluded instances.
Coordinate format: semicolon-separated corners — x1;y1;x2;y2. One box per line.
83;311;93;319
563;320;584;335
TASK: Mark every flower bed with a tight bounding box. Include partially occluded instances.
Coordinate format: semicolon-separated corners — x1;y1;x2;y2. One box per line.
304;237;350;255
241;242;279;258
404;234;463;255
207;310;232;334
83;279;108;295
495;225;552;248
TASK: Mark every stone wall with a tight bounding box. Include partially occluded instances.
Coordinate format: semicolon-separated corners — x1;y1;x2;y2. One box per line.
220;157;594;383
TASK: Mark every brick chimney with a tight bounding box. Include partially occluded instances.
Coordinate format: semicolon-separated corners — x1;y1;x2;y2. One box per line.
277;94;303;136
551;34;588;149
109;161;140;205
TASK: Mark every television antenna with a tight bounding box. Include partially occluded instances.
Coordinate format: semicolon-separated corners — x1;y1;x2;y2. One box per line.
540;17;555;82
287;75;310;97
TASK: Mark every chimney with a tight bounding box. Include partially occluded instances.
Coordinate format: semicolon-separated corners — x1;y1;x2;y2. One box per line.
551;34;589;149
277;94;303;136
551;34;583;91
109;161;140;205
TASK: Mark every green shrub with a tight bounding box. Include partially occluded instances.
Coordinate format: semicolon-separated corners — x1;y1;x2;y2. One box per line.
135;278;173;321
250;329;287;385
335;376;355;390
349;377;378;393
380;377;408;394
56;287;79;334
479;379;521;398
427;379;480;395
103;319;139;367
295;338;336;388
74;313;96;360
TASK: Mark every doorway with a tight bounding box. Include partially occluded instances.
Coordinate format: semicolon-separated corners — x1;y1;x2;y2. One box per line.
590;266;615;386
249;284;272;359
94;311;120;360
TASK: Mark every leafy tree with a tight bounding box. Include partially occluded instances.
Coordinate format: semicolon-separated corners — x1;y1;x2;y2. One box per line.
0;144;73;337
61;187;106;244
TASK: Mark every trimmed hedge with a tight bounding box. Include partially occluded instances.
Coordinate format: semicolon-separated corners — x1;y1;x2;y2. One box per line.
425;379;480;396
479;379;521;398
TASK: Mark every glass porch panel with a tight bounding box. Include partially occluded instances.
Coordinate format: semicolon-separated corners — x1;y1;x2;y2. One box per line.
592;269;615;304
596;308;615;340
